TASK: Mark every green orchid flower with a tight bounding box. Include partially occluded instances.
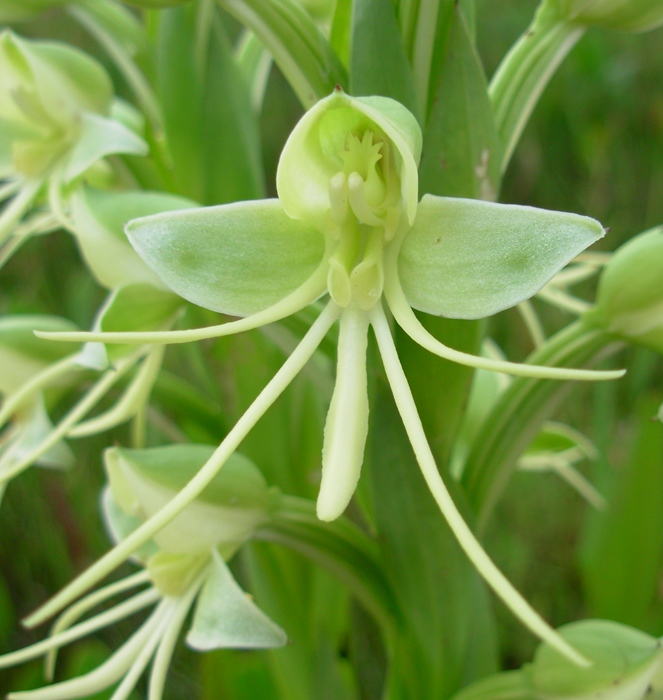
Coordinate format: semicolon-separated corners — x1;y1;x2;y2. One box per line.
0;444;285;700
0;30;147;260
34;88;625;664
0;190;196;498
451;620;663;700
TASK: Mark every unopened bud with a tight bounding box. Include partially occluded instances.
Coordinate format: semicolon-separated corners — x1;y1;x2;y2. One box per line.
584;227;663;354
105;444;277;558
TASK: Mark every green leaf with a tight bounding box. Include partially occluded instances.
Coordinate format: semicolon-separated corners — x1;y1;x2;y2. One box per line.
0;0;67;22
70;187;196;290
157;4;265;204
419;6;500;200
62;111;147;183
257;495;399;636
330;0;352;69
398;195;605;319
349;0;419;119
126;200;326;317
396;313;485;469
460;321;619;529
579;395;663;632
488;11;582;173
187;550;287;650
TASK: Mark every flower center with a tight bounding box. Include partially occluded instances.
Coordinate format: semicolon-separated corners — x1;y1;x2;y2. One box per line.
326;131;402;310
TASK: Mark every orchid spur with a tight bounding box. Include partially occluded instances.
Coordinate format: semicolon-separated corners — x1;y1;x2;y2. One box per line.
34;88;624;664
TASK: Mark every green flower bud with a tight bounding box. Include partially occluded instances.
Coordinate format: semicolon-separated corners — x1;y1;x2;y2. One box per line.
450;620;663;700
541;0;663;32
584;227;663;354
105;444;277;558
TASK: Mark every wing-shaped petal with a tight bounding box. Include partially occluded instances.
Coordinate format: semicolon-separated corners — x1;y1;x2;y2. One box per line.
398;194;605;319
126;199;327;317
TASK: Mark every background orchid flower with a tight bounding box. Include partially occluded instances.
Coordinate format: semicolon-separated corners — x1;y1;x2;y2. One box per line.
0;30;147;262
0;316;79;503
0;191;195;500
0;444;284;700
34;89;625;665
450;620;663;700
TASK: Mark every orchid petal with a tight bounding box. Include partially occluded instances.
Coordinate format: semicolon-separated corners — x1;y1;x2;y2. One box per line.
0;31;112;125
385;269;624;381
317;305;370;521
33;258;329;346
398;194;606;319
8;599;167;700
370;302;590;667
24;303;340;629
126;199;327;317
62;112;147;183
0;588;160;670
186;550;287;650
105;445;273;555
277;89;421;231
